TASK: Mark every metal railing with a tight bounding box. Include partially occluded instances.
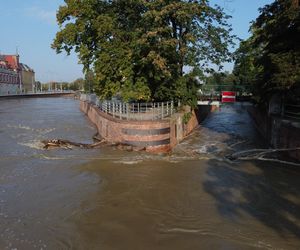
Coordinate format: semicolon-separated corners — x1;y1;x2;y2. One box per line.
80;94;175;120
284;104;300;120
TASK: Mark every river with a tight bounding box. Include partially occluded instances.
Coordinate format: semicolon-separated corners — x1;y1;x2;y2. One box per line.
0;97;299;249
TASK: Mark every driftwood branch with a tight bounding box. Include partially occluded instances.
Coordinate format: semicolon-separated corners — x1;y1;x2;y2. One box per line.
42;139;106;150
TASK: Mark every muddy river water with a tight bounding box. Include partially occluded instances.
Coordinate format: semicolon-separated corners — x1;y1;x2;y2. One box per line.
0;97;299;249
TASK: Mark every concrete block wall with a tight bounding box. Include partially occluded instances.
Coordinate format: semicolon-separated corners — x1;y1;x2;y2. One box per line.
273;118;300;160
248;106;300;161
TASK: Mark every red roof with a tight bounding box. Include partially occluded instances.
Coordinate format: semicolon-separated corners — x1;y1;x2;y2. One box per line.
3;55;20;70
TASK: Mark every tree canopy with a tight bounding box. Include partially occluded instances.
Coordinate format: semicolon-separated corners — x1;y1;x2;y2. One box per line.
52;0;235;104
233;0;300;103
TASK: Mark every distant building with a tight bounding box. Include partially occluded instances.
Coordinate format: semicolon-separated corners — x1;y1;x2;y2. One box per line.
0;55;21;95
0;54;35;95
20;63;35;93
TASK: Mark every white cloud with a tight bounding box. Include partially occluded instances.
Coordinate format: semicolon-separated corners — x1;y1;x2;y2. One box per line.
24;6;56;25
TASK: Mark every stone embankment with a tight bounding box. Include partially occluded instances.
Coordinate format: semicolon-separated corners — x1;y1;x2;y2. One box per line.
80;100;218;153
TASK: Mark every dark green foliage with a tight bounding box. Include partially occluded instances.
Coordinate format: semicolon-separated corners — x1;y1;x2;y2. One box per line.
52;0;235;104
68;78;85;91
182;111;192;124
234;0;300;103
254;0;300;100
233;39;261;87
202;71;249;94
84;70;97;93
35;81;42;91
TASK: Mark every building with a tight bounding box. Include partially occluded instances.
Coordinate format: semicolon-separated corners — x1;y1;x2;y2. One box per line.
0;54;35;95
0;55;21;95
20;63;35;92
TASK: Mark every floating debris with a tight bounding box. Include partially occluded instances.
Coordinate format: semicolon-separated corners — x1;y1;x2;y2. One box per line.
41;139;106;150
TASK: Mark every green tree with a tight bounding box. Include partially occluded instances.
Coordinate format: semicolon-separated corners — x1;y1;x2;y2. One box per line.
60;81;70;90
52;0;236;104
232;37;263;96
69;78;85;91
203;71;236;93
251;0;300;102
41;83;49;91
35;81;42;91
84;70;97;93
233;39;261;87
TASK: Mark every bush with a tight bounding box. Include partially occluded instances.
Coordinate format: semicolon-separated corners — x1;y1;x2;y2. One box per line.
182;112;192;124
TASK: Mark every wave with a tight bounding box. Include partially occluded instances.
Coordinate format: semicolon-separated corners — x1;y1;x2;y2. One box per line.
7;124;56;134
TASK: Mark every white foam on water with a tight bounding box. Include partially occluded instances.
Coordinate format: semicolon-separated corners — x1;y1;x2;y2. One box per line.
113;160;144;165
38;154;67;160
195;145;210;154
162;227;202;234
18;140;44;150
7;124;56;134
7;124;33;131
36;128;56;134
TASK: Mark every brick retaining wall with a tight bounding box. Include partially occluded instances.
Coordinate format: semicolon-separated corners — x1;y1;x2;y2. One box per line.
80;100;216;153
80;101;171;152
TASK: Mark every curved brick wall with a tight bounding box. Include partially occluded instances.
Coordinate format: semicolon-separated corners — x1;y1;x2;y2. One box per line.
80;100;216;153
80;101;171;152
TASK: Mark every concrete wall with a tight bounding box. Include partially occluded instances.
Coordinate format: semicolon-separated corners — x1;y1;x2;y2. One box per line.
80;100;217;153
275;120;300;161
169;105;219;148
248;106;300;160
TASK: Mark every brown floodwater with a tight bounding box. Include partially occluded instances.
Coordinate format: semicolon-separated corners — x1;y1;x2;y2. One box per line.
0;98;299;249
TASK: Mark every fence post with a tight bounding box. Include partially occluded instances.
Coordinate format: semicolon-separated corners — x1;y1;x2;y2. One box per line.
126;103;129;120
167;102;169;116
152;102;154;120
171;101;174;115
162;102;164;119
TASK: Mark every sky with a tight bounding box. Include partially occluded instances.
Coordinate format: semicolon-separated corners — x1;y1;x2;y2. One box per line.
0;0;274;83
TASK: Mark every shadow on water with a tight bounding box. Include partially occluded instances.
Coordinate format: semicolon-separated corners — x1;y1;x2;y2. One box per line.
199;103;300;239
204;159;300;238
